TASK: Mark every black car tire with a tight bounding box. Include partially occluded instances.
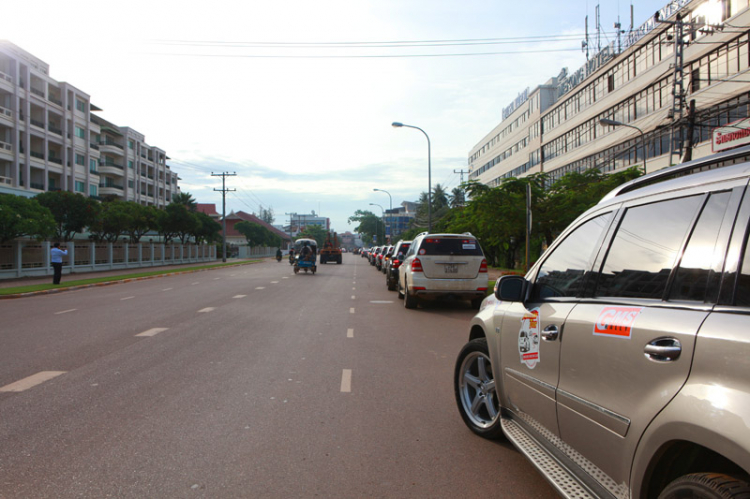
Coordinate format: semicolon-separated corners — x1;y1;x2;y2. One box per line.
454;338;504;440
658;473;750;499
387;274;396;291
397;280;404;299
471;297;484;309
404;285;418;309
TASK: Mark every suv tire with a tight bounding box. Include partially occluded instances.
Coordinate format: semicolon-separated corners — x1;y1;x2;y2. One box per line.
658;473;750;499
404;285;418;309
454;338;504;440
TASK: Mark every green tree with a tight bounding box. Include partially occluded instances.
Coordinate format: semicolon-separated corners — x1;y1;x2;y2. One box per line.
36;191;99;241
297;224;328;247
123;203;158;243
347;210;384;245
258;205;275;225
88;200;130;243
156;203;195;244
450;187;465;208
0;194;55;243
171;192;197;212
236;221;280;247
192;212;222;244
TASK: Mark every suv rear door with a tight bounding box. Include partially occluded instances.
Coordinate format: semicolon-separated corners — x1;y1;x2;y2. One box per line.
417;236;483;279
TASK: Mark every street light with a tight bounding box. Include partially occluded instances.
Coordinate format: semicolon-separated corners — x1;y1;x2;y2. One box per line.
373;188;392;242
392;121;432;232
369;202;384;245
600;118;647;173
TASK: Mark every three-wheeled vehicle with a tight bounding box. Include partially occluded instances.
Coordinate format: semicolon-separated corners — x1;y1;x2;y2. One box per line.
293;238;318;275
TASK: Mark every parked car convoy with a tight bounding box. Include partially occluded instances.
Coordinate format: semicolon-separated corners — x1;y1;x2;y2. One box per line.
454;146;750;499
386;240;412;291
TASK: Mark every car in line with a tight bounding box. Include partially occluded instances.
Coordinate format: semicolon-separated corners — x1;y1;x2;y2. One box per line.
385;240;412;291
454;146;750;499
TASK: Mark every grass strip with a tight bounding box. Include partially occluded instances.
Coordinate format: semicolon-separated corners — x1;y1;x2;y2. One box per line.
0;260;260;296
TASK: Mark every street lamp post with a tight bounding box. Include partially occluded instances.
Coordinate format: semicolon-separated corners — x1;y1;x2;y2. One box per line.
369;203;384;245
600;118;647;173
392;122;432;232
373;188;392;243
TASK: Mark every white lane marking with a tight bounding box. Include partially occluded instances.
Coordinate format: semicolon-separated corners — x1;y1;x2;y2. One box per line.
347;328;354;338
352;287;356;290
370;300;394;304
255;287;265;290
136;327;169;337
340;369;352;393
270;281;279;284
350;308;355;314
214;277;221;280
120;296;134;301
191;282;199;286
233;295;247;299
351;295;356;300
54;309;77;315
0;371;66;392
162;288;173;291
198;307;215;313
282;277;289;279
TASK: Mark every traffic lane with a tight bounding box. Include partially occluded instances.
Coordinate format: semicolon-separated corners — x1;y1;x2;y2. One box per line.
0;261;296;389
337;262;558;497
0;257;358;497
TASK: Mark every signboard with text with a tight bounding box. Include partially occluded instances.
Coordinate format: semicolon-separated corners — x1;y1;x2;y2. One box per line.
713;118;750;153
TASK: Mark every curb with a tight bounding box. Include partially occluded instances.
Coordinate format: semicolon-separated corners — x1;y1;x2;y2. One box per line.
0;261;259;300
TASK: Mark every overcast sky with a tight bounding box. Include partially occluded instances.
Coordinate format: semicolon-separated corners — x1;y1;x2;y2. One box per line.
7;0;670;233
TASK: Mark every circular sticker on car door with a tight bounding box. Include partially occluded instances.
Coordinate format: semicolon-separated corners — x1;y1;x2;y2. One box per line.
518;308;541;369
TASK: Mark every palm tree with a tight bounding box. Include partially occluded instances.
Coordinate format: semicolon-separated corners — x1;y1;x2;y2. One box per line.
171;192;197;211
432;184;449;211
450;187;466;208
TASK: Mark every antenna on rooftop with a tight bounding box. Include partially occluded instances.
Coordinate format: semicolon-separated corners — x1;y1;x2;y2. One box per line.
582;15;590;61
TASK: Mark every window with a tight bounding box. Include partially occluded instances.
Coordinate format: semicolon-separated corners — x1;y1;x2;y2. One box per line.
89;184;97;197
533;213;613;300
75;99;85;112
128;180;134;188
75;180;85;193
670;192;731;301
416;238;483;256
75;126;85;139
90;159;97;173
595;196;704;300
75;153;85;166
128;160;133;169
608;74;615;93
128;140;134;149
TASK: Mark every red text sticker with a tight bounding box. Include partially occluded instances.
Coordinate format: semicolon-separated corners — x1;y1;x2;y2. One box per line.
593;306;643;339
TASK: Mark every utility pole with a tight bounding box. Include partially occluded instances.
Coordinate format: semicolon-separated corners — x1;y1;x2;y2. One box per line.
656;12;688;165
453;168;470;206
212;171;236;262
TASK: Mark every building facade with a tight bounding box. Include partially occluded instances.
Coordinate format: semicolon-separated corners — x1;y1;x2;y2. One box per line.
0;41;178;205
469;0;750;186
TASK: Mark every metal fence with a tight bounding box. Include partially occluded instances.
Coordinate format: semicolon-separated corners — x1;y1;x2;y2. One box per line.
0;240;216;280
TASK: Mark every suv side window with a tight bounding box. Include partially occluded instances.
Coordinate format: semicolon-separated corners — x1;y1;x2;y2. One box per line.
595;195;703;300
669;192;731;302
533;213;613;300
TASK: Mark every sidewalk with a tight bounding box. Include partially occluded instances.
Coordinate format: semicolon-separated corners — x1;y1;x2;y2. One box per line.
0;258;262;290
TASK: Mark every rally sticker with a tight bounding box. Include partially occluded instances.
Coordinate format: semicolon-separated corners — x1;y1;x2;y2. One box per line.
419;249;426;255
593;306;643;339
518;308;541;369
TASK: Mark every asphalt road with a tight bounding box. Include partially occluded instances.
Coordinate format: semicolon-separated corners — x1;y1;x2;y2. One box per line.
0;254;558;498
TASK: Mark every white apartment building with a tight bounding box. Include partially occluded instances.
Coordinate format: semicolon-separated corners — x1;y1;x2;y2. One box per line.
469;0;750;186
0;41;178;206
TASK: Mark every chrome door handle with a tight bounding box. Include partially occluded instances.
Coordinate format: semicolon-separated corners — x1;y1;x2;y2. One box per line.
542;325;559;342
644;338;682;362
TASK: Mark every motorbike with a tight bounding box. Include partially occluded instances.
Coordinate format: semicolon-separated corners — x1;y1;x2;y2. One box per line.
276;253;282;262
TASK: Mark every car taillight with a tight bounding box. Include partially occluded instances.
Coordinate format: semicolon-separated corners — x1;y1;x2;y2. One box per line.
479;259;488;273
392;260;401;269
411;258;423;272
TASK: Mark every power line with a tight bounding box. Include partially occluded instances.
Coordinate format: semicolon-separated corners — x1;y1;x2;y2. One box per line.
212;171;236;263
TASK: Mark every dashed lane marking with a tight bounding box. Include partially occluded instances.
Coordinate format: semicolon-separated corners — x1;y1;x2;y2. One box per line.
347;328;354;338
162;288;173;291
255;287;265;290
233;295;247;299
121;296;134;301
351;295;356;300
0;371;66;392
198;307;215;313
282;277;289;279
54;309;77;315
136;327;169;337
341;370;352;393
271;281;279;284
214;277;221;280
370;300;394;304
350;308;355;314
191;282;199;286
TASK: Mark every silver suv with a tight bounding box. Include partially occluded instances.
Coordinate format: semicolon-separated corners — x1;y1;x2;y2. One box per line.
398;232;488;309
454;146;750;499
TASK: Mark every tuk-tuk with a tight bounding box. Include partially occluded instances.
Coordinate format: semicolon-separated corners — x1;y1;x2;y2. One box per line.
293;238;318;275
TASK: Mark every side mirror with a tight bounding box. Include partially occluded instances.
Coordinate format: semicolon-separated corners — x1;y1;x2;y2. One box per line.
495;274;528;302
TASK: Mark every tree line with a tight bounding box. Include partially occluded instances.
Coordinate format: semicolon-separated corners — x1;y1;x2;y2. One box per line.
349;167;642;269
0;191;222;245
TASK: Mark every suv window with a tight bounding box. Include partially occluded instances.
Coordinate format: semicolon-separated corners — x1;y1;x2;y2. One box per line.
669;192;731;302
533;213;612;300
417;237;482;256
595;195;703;300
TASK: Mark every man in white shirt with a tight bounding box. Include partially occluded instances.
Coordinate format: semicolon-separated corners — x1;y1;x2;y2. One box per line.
51;242;68;285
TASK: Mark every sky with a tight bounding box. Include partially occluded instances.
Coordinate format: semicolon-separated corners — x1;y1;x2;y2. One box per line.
6;0;670;233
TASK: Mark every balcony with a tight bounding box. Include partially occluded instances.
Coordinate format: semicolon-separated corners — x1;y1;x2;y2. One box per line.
30;118;45;129
48;156;62;165
30;151;44;160
0;176;11;185
48;95;62;106
90;142;100;150
99;181;123;190
0;106;11;121
30;182;44;190
48;124;62;135
30;87;45;98
0;70;11;84
100;159;124;169
0;141;11;153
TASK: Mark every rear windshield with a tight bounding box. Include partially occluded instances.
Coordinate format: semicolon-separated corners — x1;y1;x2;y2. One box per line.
395;243;411;255
417;238;483;256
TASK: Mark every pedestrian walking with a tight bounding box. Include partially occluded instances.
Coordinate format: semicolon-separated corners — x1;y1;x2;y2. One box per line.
51;242;67;285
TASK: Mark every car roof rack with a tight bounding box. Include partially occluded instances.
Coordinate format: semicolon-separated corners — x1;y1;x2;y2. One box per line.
599;143;750;204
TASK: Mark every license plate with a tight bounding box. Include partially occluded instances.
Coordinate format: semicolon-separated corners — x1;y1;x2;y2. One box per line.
444;263;458;274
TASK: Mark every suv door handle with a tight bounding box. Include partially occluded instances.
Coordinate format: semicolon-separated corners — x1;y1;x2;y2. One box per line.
542;325;559;342
644;338;682;362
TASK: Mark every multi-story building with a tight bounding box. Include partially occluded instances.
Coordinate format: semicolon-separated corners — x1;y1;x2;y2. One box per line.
387;201;417;238
286;212;330;237
0;40;178;206
469;0;750;187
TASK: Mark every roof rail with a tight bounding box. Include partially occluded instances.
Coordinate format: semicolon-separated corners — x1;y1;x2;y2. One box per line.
416;231;429;237
599;144;750;204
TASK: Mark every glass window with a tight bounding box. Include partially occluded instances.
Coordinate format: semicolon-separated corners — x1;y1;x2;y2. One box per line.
533;213;613;300
75;180;85;193
75;153;85;166
595;196;703;299
75;126;85;139
128;140;134;149
89;184;97;196
75;99;85;112
416;237;483;256
128;160;133;169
